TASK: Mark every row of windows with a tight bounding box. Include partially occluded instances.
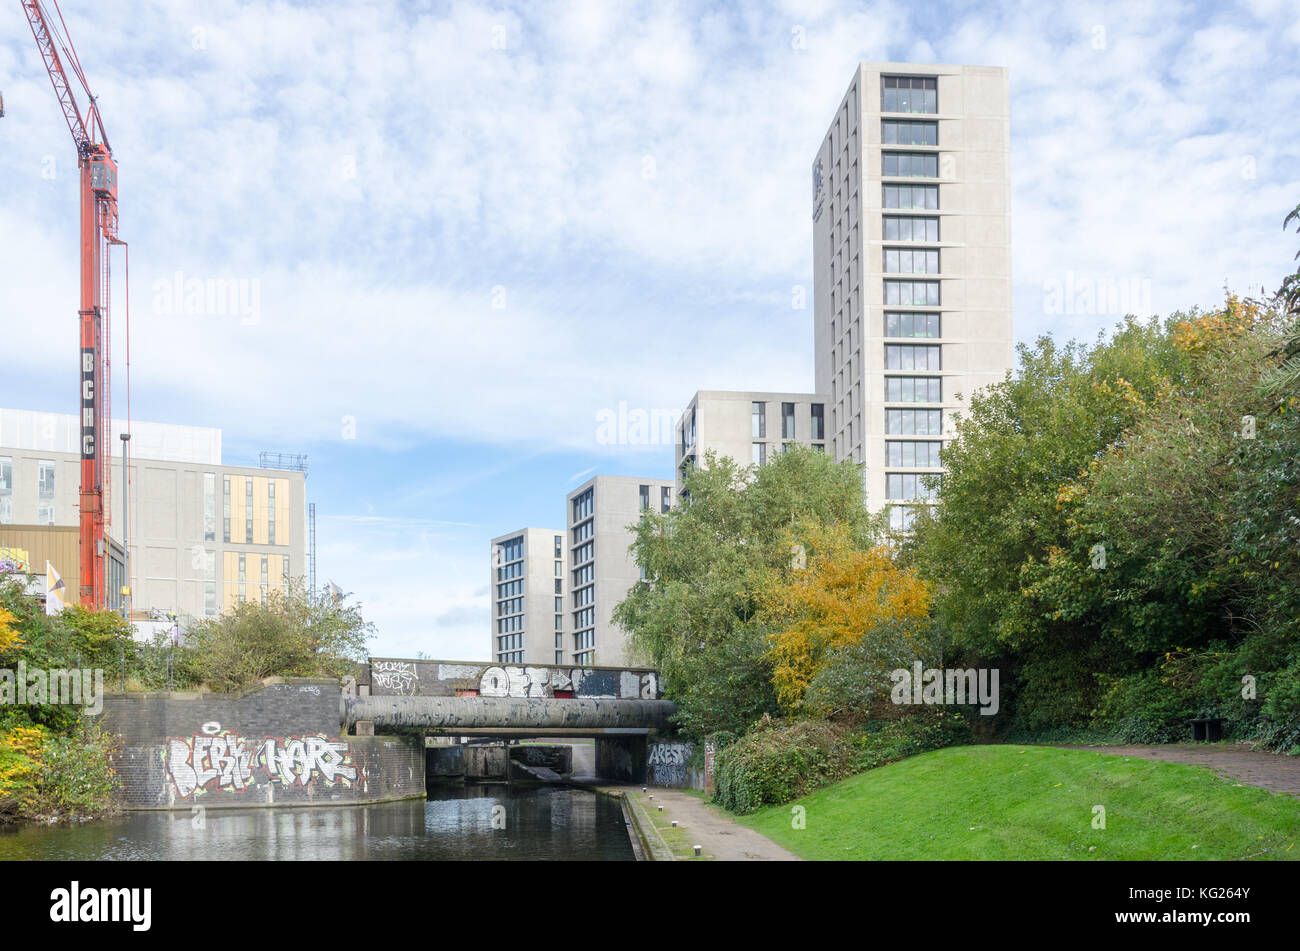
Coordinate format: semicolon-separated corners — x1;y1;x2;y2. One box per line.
882;119;938;146
497;596;524;617
638;484;672;513
887;409;943;435
573;607;594;630
883;151;938;178
882;75;937;114
886;344;942;370
498;579;522;599
573;541;594;565
884;248;939;274
886;376;942;403
498;649;524;664
496;560;522;581
889;505;920;532
572;488;594;522
884;280;941;306
0;457;54;525
887;440;944;468
497;633;522;652
883;183;938;210
751;401;828;441
886;311;941;338
497;535;524;564
574;630;595;651
574;583;594;606
884;215;939;242
572;520;593;544
497;615;523;634
886;472;940;500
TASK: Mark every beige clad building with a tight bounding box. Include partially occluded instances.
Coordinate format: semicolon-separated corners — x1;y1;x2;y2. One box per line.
489;527;566;665
0;408;306;621
812;63;1013;529
674;390;829;490
565;475;674;667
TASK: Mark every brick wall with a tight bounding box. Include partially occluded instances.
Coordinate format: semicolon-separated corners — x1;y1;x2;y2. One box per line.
97;679;425;810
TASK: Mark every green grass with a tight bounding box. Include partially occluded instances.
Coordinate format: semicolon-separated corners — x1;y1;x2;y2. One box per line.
736;745;1300;860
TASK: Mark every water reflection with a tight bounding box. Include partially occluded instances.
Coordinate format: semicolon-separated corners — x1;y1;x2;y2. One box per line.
0;785;635;861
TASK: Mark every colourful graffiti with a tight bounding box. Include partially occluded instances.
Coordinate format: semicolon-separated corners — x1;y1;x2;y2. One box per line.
164;731;361;798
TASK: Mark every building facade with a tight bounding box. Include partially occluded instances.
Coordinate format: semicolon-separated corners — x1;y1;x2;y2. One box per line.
565;475;674;667
489;527;566;665
0;409;306;621
812;63;1013;528
674;390;829;490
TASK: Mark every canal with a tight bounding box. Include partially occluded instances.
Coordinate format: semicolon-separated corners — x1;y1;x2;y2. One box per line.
0;784;636;861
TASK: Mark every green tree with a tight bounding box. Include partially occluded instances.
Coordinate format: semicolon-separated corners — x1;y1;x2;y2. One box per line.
613;447;879;740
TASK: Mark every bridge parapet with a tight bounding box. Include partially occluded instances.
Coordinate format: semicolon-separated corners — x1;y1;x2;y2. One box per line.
343;694;677;734
363;658;662;701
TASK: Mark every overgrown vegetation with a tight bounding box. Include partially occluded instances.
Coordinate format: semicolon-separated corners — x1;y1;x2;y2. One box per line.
617;204;1300;815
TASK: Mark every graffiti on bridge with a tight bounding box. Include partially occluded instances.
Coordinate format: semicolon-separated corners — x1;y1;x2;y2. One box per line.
647;741;693;787
164;730;362;798
478;666;658;699
371;660;419;694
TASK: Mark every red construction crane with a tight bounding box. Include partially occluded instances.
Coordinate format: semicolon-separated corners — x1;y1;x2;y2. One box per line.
21;0;126;608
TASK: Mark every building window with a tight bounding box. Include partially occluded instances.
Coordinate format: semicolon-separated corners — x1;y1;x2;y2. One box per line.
887;440;944;468
885;344;942;371
882;184;938;210
661;486;671;513
782;402;796;440
882;119;937;146
886;312;941;338
203;550;216;616
752;442;767;466
201;472;216;542
888;505;919;532
244;478;253;544
555;559;563;577
886;376;942;403
884;280;941;306
882;75;937;114
238;553;247;603
882;152;938;178
639;484;650;510
36;460;55;524
886;472;940;500
555;596;563;612
883;216;939;242
572;488;594;522
554;578;563;594
883;248;940;274
0;456;11;525
811;404;825;440
267;480;276;546
223;475;231;543
261;554;269;603
554;535;562;558
886;409;943;435
751;401;766;438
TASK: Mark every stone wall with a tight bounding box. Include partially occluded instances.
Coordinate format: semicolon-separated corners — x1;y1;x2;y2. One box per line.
97;679;425;810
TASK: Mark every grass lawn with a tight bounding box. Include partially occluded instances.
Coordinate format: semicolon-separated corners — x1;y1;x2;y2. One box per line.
736;745;1300;860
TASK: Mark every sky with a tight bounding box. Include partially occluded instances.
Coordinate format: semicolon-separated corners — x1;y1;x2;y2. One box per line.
2;0;1298;658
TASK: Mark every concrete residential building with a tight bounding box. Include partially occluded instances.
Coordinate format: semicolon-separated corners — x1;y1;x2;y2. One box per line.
489;527;566;665
566;475;674;667
812;63;1013;529
675;390;829;491
0;408;306;621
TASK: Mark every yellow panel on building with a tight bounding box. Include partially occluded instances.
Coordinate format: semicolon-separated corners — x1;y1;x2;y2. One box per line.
229;475;246;544
273;478;289;547
222;550;239;613
252;476;268;546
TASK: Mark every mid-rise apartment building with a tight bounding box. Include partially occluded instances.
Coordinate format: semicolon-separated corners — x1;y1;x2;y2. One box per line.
812;63;1013;529
0;408;306;619
489;527;565;664
675;390;829;491
565;475;673;667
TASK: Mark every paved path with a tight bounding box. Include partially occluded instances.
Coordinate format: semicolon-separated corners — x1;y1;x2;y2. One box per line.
1065;743;1300;798
628;788;801;861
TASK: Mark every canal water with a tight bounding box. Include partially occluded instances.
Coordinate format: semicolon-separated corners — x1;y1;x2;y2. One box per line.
0;784;636;861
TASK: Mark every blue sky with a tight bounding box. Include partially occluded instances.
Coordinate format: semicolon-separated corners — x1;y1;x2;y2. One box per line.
2;0;1298;657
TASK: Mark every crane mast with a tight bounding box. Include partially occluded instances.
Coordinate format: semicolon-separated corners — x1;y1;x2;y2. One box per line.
21;0;121;608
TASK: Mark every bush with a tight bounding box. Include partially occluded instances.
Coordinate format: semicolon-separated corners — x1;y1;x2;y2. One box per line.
851;710;973;771
713;717;858;814
36;721;120;820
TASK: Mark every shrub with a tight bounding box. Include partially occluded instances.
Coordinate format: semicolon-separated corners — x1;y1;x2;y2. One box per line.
713;717;857;814
36;721;120;820
851;710;973;771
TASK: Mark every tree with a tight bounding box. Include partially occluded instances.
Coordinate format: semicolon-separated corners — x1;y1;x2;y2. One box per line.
613;447;880;740
759;522;930;713
187;580;374;692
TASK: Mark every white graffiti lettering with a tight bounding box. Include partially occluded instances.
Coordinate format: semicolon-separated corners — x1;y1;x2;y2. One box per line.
164;732;360;798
